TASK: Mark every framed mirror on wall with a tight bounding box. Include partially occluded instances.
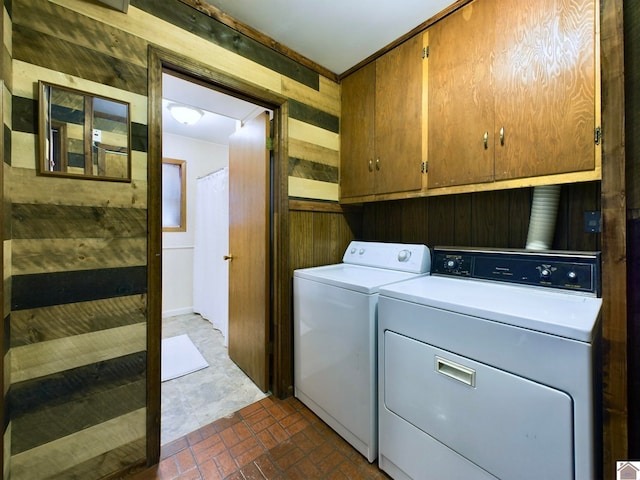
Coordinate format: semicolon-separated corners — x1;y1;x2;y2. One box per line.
38;81;132;182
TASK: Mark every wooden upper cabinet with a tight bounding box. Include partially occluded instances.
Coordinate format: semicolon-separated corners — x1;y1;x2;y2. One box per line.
428;0;495;188
428;0;598;189
340;62;376;198
340;34;423;200
374;34;423;195
493;0;596;180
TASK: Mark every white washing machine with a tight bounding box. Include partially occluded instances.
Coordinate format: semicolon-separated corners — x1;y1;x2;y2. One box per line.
377;247;602;480
293;241;430;462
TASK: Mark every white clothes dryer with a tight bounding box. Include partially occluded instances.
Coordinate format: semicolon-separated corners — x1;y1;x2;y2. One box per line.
377;247;602;480
293;241;430;462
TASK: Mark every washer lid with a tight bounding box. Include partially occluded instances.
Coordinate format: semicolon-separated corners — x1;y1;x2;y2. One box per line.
379;276;602;342
294;263;427;294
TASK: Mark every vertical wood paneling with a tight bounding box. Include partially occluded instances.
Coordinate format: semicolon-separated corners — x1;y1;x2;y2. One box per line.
362;184;600;252
600;1;628;476
626;0;640;461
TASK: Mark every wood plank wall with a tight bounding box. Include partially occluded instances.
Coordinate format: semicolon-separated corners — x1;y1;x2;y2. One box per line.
625;0;640;459
3;0;343;478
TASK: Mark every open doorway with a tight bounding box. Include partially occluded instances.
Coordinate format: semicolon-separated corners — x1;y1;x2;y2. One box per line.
159;71;271;444
147;48;291;464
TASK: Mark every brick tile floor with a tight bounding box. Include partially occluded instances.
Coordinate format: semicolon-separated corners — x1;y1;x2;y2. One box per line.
130;396;391;480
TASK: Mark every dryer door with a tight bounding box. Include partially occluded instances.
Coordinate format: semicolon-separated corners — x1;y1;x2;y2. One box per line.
384;331;574;480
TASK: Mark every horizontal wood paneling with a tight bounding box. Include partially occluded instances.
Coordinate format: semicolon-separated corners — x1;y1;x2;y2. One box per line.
12;203;146;240
288;157;338;183
11;322;146;383
16;0;148;69
13;24;147;96
288;100;339;133
50;437;146;480
8;167;147;208
288;176;338;201
12;266;147;310
10;407;145;479
289;138;339;168
10;295;146;347
11;347;145;452
12;238;146;275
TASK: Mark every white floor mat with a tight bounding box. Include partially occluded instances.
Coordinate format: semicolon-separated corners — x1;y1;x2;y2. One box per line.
161;334;209;382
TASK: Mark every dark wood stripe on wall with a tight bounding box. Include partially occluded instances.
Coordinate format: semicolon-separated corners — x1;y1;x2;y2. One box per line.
289;100;339;133
10;295;146;347
4;124;11;166
9;351;146;454
131;122;148;153
12;266;147;310
12;203;147;239
131;0;320;90
13;24;148;96
12;96;36;134
288;157;338;183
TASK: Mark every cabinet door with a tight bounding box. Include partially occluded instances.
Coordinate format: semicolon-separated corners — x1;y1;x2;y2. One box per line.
340;62;376;198
493;0;596;180
375;34;423;195
428;0;495;188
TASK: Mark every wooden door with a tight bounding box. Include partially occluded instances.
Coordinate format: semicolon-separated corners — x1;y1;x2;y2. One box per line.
340;62;376;198
493;0;596;180
227;112;270;392
428;0;495;188
375;34;423;195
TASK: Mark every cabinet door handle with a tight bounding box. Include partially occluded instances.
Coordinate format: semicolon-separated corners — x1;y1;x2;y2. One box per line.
499;127;505;146
483;131;489;150
375;158;381;170
368;159;373;172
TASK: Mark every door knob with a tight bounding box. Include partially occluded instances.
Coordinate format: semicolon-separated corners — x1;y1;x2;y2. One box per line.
223;254;233;261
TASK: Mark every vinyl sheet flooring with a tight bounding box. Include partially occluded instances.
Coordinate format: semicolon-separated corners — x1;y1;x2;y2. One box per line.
162;313;268;445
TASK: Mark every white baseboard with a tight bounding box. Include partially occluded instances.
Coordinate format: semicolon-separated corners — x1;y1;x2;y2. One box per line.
162;307;194;318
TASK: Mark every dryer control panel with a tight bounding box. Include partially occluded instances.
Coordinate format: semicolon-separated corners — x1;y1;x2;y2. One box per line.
432;247;601;296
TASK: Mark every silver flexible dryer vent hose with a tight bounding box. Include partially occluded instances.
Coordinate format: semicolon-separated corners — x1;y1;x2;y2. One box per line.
525;185;561;250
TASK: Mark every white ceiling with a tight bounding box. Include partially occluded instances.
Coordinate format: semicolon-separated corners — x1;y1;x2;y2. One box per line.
201;0;455;75
163;73;266;144
164;1;455;143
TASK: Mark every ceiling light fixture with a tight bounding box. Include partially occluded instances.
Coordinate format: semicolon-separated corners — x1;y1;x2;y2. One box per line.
168;103;204;125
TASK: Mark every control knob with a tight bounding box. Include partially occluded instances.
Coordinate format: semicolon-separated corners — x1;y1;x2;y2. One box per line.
539;267;552;280
397;250;411;262
445;258;459;270
567;270;578;282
